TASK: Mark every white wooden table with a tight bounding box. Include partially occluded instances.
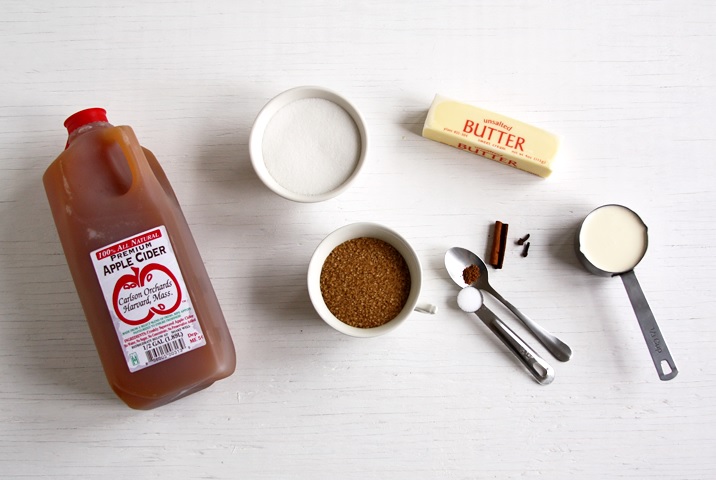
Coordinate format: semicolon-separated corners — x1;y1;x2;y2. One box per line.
2;1;715;478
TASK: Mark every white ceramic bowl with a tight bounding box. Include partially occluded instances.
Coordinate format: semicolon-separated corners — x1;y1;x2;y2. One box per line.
307;222;436;337
249;86;368;203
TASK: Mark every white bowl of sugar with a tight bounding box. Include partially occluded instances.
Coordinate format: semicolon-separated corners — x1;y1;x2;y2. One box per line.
249;86;368;202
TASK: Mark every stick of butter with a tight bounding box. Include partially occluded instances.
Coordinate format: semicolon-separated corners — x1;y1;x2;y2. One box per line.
422;94;560;178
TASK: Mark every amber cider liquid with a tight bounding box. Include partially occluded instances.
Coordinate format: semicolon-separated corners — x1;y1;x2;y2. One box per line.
43;121;235;409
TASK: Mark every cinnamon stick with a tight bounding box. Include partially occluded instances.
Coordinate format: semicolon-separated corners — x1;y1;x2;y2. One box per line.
490;221;509;268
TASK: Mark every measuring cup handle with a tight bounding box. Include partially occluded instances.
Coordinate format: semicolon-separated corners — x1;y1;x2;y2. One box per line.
621;270;678;381
477;306;555;385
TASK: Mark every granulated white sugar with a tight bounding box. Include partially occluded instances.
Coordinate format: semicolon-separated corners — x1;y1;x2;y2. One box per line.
262;98;361;196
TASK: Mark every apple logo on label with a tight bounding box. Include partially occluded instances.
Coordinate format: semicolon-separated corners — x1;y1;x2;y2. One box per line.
112;264;182;326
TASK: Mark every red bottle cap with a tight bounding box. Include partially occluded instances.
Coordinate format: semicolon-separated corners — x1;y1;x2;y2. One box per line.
64;108;108;135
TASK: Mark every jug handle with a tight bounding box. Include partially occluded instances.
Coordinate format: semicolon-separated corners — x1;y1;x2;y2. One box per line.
103;126;155;195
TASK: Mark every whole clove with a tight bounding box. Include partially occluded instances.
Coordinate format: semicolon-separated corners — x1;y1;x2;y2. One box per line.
521;241;531;257
517;233;531;245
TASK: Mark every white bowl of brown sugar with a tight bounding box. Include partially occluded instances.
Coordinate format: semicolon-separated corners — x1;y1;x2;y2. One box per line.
307;222;437;337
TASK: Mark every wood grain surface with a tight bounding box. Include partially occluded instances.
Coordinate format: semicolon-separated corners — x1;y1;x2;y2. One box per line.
1;1;715;478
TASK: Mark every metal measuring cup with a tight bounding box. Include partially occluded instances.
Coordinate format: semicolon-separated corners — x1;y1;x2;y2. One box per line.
575;204;678;381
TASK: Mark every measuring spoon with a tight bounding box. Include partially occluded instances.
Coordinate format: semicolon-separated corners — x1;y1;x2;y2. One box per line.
576;204;677;381
457;287;555;385
445;247;572;362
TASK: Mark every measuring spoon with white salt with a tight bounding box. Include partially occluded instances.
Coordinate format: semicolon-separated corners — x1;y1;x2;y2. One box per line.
457;287;555;385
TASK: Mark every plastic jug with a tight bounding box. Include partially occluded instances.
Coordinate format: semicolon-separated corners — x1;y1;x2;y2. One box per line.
43;108;236;409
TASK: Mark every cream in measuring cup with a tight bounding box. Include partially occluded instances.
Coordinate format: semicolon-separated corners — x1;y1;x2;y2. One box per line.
576;204;678;381
578;204;647;273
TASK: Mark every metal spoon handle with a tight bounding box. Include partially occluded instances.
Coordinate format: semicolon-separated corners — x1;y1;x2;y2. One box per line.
620;270;678;381
476;305;555;385
484;286;572;362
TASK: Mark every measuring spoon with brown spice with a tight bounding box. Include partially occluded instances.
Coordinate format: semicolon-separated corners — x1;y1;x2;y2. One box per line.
445;247;572;362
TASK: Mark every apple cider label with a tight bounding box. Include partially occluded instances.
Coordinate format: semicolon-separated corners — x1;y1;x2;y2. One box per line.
91;226;206;372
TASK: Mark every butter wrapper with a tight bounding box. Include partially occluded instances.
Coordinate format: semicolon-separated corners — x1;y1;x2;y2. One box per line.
422;94;559;177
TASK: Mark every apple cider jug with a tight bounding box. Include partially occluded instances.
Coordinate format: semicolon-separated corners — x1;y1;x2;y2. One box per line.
43;108;236;409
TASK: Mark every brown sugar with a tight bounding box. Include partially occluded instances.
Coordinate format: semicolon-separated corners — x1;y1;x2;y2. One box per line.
462;264;480;285
320;237;411;328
